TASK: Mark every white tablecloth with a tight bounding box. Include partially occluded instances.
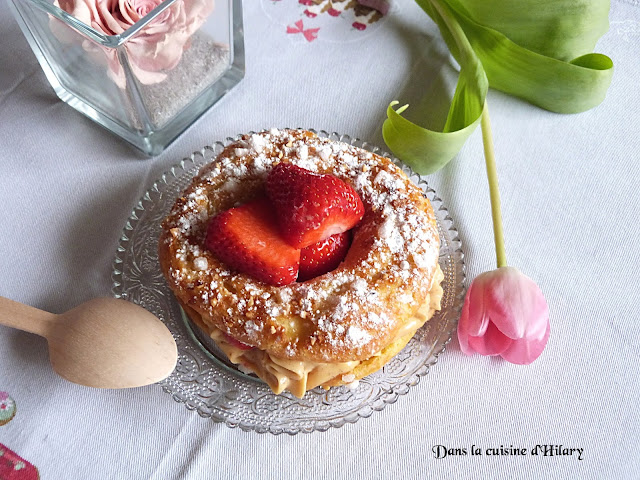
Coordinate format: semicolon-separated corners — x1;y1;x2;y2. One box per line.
1;0;639;478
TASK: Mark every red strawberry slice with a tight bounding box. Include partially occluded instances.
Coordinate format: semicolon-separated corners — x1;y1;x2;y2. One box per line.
205;198;300;286
222;332;254;350
298;231;351;281
266;163;364;248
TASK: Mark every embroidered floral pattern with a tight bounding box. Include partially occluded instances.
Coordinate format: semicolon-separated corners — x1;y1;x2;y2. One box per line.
263;0;392;43
0;391;16;426
0;444;39;480
0;392;40;478
299;0;384;31
286;19;320;41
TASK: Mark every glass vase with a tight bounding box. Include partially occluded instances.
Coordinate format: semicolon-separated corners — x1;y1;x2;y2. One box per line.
7;0;244;155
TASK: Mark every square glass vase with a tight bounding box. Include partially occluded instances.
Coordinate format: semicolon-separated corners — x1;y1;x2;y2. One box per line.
8;0;244;155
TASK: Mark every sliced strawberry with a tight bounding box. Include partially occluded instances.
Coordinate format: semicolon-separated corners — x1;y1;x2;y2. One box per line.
266;163;365;248
205;198;300;286
222;332;254;350
298;231;351;281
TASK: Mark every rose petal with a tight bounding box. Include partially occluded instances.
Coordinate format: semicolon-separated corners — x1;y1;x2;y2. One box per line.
95;1;125;34
467;321;513;356
500;319;550;365
54;0;215;87
128;59;168;84
119;0;139;24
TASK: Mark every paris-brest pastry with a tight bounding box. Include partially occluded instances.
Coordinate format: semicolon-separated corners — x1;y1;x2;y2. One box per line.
159;129;443;398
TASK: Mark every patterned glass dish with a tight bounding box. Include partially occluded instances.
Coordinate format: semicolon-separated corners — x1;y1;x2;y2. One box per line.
112;130;465;435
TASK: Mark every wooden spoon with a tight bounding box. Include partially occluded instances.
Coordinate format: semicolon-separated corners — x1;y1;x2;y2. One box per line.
0;296;178;389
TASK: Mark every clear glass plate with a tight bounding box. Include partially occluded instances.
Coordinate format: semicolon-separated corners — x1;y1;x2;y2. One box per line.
111;130;465;435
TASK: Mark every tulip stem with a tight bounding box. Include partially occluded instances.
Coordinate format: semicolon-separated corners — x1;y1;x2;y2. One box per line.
481;103;507;268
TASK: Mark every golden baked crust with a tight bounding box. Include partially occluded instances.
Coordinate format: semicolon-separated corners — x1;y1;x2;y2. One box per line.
322;265;444;388
175;264;443;398
159;129;441;365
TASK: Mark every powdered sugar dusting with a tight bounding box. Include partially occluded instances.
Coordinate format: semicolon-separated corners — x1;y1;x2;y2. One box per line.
249;134;268;154
162;129;440;359
193;257;208;271
345;326;373;346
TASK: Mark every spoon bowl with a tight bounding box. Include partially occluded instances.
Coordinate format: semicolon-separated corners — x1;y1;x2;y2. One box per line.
0;296;177;389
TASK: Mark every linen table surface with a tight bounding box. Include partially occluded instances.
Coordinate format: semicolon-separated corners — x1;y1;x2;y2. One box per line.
0;0;638;478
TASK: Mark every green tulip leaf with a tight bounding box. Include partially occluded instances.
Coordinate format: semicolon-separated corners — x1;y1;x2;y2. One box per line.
447;0;611;61
384;0;487;174
383;0;614;174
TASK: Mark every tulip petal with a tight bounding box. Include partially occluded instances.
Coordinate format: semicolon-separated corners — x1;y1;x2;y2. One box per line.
458;279;490;355
484;267;548;340
457;267;550;363
465;278;491;337
467;321;513;356
500;319;550;365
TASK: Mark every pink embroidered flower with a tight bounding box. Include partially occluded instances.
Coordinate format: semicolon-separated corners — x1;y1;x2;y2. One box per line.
52;0;215;87
458;266;550;365
0;392;16;426
286;19;320;42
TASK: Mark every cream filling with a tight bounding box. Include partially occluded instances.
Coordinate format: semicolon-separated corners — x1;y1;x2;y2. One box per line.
210;265;444;398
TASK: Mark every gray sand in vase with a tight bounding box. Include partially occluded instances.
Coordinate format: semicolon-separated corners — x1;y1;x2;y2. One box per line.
125;33;231;129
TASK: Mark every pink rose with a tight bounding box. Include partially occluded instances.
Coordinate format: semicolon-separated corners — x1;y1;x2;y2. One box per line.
457;266;550;365
52;0;215;87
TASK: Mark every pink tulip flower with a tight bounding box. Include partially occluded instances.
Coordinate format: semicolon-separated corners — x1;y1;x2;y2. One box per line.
458;104;550;365
458;267;550;364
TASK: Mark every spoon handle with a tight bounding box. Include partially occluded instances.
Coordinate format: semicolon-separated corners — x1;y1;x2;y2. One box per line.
0;296;56;337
